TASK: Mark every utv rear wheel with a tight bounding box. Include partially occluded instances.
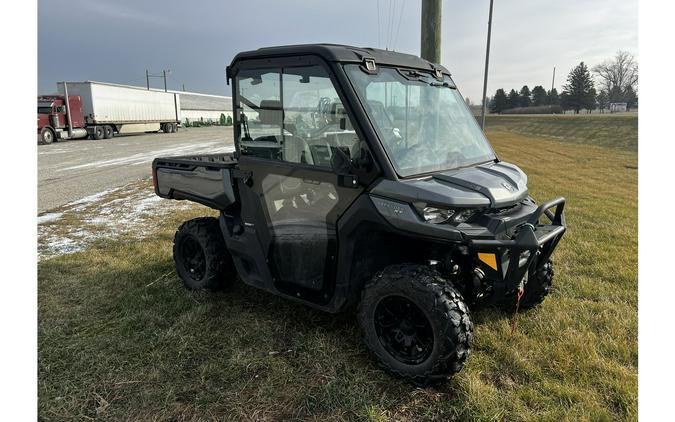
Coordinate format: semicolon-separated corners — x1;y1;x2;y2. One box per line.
357;264;473;385
39;128;55;145
173;217;236;291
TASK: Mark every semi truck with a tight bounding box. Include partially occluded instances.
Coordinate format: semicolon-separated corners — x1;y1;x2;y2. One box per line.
37;81;181;144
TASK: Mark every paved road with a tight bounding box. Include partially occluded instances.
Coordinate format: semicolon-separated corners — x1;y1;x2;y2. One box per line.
38;127;234;212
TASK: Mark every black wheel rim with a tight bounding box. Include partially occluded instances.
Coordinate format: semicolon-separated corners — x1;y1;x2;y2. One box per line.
374;295;434;365
180;235;206;281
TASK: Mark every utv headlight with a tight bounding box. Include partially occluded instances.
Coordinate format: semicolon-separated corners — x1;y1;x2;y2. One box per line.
422;207;454;224
452;208;479;223
420;206;479;224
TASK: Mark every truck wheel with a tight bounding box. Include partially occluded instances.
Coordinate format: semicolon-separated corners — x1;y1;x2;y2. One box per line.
172;123;178;132
173;217;236;291
92;126;104;140
39;128;55;145
103;125;113;139
357;264;473;386
497;259;554;311
163;123;171;134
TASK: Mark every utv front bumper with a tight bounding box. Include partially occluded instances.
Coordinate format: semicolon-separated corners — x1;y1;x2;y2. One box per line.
468;197;566;294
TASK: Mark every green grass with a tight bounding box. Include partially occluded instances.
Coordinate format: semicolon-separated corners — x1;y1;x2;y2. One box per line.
485;114;638;151
38;115;638;421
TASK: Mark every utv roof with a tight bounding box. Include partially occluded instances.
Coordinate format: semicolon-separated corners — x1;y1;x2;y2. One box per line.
230;43;450;74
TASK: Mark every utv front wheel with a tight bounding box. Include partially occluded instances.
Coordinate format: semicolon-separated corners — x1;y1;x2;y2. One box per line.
173;217;236;290
358;264;473;385
497;259;554;311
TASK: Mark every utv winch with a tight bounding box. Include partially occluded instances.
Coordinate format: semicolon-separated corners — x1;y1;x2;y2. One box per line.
152;44;566;385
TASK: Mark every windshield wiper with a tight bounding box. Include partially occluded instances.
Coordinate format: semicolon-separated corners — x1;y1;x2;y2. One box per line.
429;81;454;88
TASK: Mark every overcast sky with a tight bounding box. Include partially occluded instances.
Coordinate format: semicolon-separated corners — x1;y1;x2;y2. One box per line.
38;0;637;102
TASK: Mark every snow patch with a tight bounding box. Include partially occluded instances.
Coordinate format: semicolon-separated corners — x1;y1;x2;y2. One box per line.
37;212;63;224
38;180;193;260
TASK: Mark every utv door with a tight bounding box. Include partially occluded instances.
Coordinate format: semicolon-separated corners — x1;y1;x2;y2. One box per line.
229;61;367;304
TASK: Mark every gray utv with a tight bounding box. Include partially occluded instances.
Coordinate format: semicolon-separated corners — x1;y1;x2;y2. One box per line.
152;44;566;385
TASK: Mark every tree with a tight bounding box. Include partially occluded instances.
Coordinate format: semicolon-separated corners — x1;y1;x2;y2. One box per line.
507;89;520;109
490;89;508;114
596;90;609;113
593;51;638;96
519;85;531;107
219;113;226;125
586;88;597;113
531;85;547;106
547;88;559;106
624;86;638;110
561;62;596;114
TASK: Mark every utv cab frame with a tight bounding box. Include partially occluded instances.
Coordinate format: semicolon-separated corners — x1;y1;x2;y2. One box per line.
152;44;566;384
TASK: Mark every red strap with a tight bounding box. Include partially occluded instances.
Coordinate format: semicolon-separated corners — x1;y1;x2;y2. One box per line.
510;287;525;335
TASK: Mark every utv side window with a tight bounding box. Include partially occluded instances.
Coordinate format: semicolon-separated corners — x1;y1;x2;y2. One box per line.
236;65;362;168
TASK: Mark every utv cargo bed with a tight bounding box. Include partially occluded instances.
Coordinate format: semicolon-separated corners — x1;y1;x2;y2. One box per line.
152;153;238;210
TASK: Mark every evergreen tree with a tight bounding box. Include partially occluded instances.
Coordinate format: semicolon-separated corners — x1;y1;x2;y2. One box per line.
624;86;638;110
609;85;623;103
490;89;508;113
531;85;547;106
507;89;520;109
586;88;597;113
561;62;596;114
519;85;532;107
547;88;559;105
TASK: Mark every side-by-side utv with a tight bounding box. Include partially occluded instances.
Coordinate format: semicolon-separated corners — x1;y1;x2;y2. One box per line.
152;44;566;385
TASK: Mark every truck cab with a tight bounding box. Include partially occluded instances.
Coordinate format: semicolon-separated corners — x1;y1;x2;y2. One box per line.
37;95;85;144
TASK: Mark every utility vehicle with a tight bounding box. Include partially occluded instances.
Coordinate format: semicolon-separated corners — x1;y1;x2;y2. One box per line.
152;44;566;385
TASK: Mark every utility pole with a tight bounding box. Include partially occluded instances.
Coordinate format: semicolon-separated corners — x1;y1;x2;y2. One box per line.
163;70;167;92
480;0;494;130
551;66;556;92
146;69;150;90
182;84;185;92
420;0;442;63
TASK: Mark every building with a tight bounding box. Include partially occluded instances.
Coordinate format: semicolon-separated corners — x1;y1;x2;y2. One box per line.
609;102;627;113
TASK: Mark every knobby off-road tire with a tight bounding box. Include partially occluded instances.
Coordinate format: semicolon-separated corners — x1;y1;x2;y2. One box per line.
498;259;554;311
39;127;55;145
173;217;236;291
357;264;473;386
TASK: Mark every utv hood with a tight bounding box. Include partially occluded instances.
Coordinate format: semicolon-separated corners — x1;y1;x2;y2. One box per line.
370;161;528;209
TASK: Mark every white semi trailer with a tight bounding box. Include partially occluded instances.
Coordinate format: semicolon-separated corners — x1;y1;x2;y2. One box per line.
42;81;181;142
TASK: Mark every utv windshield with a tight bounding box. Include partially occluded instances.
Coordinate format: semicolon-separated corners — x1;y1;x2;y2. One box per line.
345;65;496;177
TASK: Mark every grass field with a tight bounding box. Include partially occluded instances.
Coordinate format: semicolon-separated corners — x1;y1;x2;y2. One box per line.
38;115;638;421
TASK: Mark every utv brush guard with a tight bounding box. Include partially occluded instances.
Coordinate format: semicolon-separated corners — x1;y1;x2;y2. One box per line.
470;197;566;294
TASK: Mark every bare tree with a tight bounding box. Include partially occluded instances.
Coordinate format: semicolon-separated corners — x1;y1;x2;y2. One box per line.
592;51;638;95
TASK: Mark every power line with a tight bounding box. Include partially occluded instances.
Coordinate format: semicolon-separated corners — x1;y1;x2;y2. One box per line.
376;0;379;48
393;0;405;51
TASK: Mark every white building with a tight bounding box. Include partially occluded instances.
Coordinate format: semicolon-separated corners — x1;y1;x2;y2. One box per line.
609;102;627;113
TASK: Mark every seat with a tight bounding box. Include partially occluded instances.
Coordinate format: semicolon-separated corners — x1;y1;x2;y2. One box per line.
257;99;312;164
